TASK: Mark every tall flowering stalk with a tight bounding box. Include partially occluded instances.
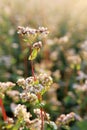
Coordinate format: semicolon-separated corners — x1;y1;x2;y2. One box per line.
17;26;53;130
0;26;78;130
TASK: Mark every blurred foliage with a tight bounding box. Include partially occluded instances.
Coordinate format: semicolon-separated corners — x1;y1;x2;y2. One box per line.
0;0;87;129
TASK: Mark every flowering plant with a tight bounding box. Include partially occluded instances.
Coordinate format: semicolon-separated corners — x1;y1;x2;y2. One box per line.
0;26;79;130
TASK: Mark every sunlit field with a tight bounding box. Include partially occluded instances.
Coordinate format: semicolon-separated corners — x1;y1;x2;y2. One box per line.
0;0;87;130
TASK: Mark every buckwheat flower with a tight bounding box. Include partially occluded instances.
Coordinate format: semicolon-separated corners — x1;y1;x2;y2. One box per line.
28;28;37;35
17;78;25;89
56;112;75;127
29;84;43;94
17;26;25;34
38;27;49;35
32;41;42;50
7;117;14;124
17;26;37;35
20;92;28;101
63;112;75;125
34;109;41;119
6;90;20;102
25;77;44;94
7;82;15;87
20;92;38;103
0;82;15;93
30;93;38;102
35;84;44;93
6;90;19;97
17;26;49;37
25;75;52;95
34;108;50;120
29;119;41;130
25;77;34;86
17;74;53;104
14;104;32;122
39;73;53;88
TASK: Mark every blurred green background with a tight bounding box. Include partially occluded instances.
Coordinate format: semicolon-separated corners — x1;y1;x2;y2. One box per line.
0;0;87;129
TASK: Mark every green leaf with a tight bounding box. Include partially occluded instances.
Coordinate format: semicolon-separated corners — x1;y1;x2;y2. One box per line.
28;48;38;60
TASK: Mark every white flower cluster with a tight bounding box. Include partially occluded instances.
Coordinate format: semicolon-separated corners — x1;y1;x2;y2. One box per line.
20;92;38;103
6;90;20;102
17;73;53;103
17;26;37;35
14;104;42;130
32;41;42;50
14;104;32;122
0;82;15;98
38;27;49;35
56;112;75;127
17;26;49;36
0;82;15;91
34;108;50;120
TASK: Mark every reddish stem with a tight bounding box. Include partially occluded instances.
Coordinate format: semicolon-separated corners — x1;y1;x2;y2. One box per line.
37;93;44;130
0;98;8;121
30;45;44;129
40;107;44;130
37;93;42;102
30;60;36;81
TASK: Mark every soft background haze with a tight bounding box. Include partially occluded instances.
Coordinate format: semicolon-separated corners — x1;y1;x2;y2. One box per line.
0;0;87;130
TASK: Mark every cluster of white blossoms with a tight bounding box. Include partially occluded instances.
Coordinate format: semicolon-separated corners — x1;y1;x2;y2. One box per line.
17;26;49;36
20;92;38;103
34;108;50;120
17;26;49;61
14;104;51;130
56;112;75;127
32;41;42;50
0;82;15;98
14;104;32;122
6;90;20;102
14;104;41;130
0;82;15;91
17;73;53;103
